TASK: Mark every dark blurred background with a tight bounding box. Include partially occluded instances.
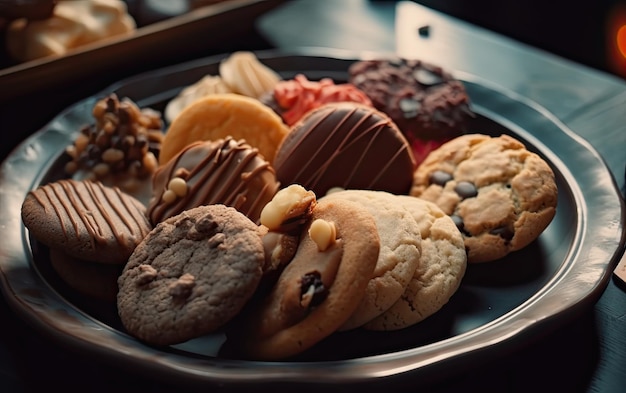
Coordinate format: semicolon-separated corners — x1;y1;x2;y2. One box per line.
412;0;626;79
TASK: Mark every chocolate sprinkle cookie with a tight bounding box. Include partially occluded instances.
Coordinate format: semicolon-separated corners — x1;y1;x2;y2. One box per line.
348;58;474;142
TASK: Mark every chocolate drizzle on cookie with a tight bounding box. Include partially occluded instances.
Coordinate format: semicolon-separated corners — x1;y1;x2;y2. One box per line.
24;179;151;264
147;137;280;225
273;102;416;197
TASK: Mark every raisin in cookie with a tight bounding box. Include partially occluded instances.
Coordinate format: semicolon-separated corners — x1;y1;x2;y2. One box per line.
321;189;422;330
411;134;558;263
364;195;467;330
230;197;380;360
117;204;265;346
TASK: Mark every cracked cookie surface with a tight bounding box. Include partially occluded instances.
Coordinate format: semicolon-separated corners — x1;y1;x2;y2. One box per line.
411;134;558;263
117;204;265;346
321;189;422;330
364;195;467;331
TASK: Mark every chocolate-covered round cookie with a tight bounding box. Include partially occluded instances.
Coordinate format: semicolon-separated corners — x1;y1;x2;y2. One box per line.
147;137;280;225
273;102;416;197
117;204;265;346
21;179;152;264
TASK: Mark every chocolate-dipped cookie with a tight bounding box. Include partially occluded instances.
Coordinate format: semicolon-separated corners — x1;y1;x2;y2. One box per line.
21;179;152;264
273;102;416;197
147;137;280;225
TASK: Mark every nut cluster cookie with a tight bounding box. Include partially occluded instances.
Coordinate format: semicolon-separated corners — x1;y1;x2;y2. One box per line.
411;134;558;263
117;204;266;346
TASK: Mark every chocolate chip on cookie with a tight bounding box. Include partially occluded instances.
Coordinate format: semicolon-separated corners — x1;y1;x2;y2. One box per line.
117;204;265;346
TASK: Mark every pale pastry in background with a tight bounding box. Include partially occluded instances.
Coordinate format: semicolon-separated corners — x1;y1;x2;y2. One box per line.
6;0;136;62
219;51;281;99
164;75;233;123
164;51;281;123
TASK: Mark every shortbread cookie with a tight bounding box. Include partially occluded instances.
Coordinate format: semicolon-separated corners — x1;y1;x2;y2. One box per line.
321;189;422;330
117;204;265;346
411;134;558;263
21;179;152;264
273;102;416;197
364;195;467;331
159;93;289;165
219;51;282;99
232;198;380;360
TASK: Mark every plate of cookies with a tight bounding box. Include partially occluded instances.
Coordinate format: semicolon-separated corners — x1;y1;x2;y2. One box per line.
1;48;624;389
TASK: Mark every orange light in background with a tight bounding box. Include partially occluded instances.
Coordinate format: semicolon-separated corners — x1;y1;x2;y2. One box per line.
607;4;626;78
618;24;626;59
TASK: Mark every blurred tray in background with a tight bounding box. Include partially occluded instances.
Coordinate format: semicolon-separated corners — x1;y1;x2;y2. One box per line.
0;0;284;102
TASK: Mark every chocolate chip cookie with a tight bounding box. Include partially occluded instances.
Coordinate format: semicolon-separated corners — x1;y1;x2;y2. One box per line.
348;58;473;142
411;134;558;263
